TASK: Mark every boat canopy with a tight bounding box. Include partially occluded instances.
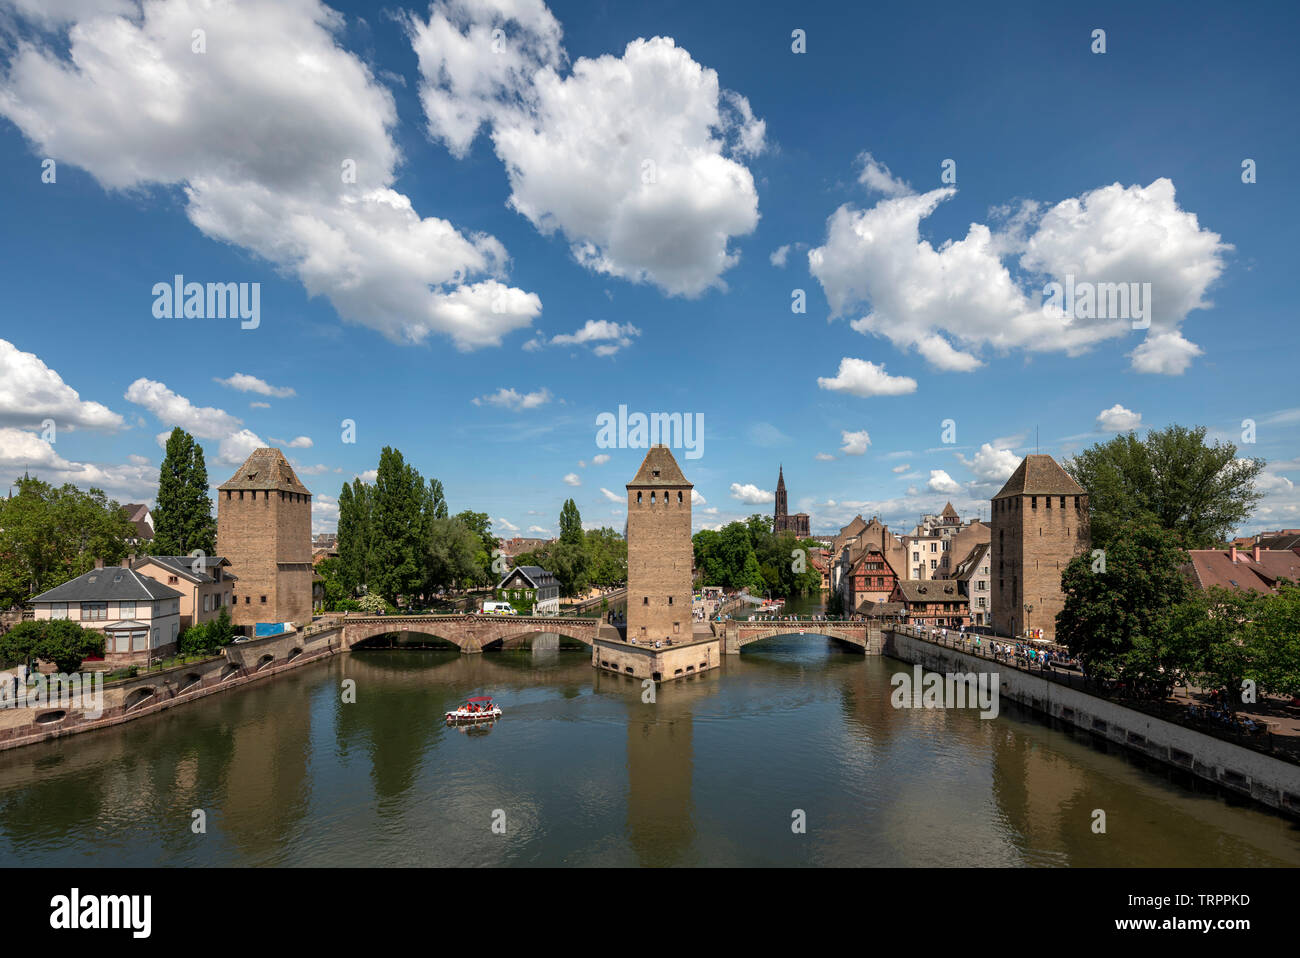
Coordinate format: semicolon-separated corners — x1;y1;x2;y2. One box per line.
467;696;494;703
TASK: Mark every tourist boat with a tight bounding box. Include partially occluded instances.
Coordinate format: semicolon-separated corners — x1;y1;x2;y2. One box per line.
445;695;502;723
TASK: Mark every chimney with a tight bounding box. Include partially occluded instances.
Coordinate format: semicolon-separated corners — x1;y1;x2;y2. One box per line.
1230;545;1238;563
94;557;103;569
1254;545;1261;563
125;553;135;568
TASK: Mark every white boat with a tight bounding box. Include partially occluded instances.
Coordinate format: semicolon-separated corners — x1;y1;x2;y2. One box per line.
446;696;502;723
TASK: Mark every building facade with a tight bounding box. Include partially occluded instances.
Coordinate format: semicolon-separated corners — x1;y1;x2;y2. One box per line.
990;454;1090;642
28;562;183;667
626;445;694;645
496;565;561;615
132;554;235;629
217;448;314;628
773;466;811;538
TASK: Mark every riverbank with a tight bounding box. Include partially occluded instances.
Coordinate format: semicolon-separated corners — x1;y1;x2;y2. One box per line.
883;625;1300;819
0;624;344;752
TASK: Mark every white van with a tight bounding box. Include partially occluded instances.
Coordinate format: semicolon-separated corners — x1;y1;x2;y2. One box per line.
481;601;518;616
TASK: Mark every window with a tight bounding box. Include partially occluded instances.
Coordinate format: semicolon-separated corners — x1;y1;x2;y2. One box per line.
930;559;937;570
49;602;67;620
668;596;673;605
637;491;642;504
120;601;136;618
82;602;107;621
651;492;656;503
239;490;244;500
245;596;250;604
643;596;649;605
1046;496;1052;509
978;597;986;608
203;594;211;613
1031;496;1037;509
168;575;178;584
912;552;919;561
260;595;267;604
673;622;680;634
678;491;683;504
1074;496;1080;509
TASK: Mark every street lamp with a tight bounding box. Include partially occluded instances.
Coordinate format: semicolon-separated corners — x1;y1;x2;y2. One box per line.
1023;603;1033;638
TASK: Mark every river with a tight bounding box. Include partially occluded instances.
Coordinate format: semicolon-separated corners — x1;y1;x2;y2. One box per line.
0;632;1297;867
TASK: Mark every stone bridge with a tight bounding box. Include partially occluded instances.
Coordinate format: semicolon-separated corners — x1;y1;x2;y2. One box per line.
713;619;883;654
341;614;602;653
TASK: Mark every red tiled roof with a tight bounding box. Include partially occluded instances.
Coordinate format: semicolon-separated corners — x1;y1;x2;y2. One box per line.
1184;549;1300;593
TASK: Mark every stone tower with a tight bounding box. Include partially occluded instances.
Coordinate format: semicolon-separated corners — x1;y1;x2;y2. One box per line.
217;447;314;627
990;454;1089;642
774;465;788;523
626;445;693;644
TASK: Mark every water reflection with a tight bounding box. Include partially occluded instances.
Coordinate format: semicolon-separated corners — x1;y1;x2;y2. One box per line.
0;639;1297;867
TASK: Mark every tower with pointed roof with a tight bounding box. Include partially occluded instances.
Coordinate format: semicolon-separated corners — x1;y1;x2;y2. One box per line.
217;447;314;627
626;445;694;645
773;465;811;538
990;454;1089;641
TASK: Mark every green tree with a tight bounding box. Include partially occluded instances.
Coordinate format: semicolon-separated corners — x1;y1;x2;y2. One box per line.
0;619;104;673
559;498;584;546
151;428;216;556
1065;424;1264;549
337;480;372;595
0;477;135;607
454;510;495;587
1248;579;1300;698
423;518;481;594
1056;518;1192;696
369;448;424;603
0;620;44;670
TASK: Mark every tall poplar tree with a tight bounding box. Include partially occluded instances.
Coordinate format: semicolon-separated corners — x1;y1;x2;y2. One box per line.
369;447;423;603
151;427;216;556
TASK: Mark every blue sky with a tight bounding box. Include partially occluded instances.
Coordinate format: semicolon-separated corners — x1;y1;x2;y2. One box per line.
0;0;1296;538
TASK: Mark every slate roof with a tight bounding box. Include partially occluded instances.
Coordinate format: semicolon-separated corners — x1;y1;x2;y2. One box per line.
31;567;183;604
498;565;557;590
218;448;311;494
134;555;235;584
627;445;692;488
992;454;1085;500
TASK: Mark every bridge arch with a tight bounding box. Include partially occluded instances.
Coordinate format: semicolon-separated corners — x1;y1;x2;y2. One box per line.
341;615;601;654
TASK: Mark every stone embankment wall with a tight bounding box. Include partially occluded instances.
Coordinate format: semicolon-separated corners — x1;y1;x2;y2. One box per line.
883;627;1300;818
0;625;343;752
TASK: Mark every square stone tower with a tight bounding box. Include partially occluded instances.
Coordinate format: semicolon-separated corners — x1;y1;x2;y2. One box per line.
990;454;1090;642
626;445;693;644
217;447;314;627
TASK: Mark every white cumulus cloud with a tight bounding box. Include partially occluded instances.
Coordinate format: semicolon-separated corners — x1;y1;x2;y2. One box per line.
840;430;872;455
729;482;771;504
0;0;541;351
1096;404;1143;432
409;3;764;297
817;358;917;397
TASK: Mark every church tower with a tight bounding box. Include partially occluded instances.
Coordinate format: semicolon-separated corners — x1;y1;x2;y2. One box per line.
990;454;1089;642
626;445;693;645
774;465;788;523
217;447;314;627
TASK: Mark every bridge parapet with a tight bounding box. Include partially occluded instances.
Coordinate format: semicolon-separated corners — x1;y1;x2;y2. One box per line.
340;613;602;652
